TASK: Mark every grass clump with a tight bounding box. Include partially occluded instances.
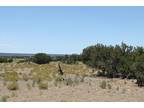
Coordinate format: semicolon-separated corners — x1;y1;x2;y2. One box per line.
11;92;16;97
64;78;74;86
64;77;81;86
4;72;19;81
0;95;9;102
116;86;119;91
32;80;36;87
38;82;48;90
107;84;112;89
54;76;64;87
7;81;19;90
22;74;29;81
122;88;126;94
100;80;107;89
26;83;32;90
55;76;64;82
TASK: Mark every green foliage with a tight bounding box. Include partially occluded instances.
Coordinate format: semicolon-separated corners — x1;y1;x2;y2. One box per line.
32;53;51;64
17;57;32;63
132;62;144;87
82;42;144;87
0;57;13;63
60;54;81;64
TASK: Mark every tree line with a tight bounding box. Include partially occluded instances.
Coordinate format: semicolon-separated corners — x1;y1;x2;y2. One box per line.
0;57;13;63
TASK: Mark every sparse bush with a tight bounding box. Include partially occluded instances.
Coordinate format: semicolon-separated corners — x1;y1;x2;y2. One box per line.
64;76;83;86
80;76;85;82
54;76;64;87
55;76;64;82
22;74;29;81
3;81;6;86
0;95;9;102
32;53;51;64
26;83;32;90
122;88;126;93
64;78;74;86
124;81;127;85
107;84;112;89
116;86;119;91
56;54;81;64
38;82;48;90
7;81;18;90
100;80;107;89
11;92;16;97
32;80;36;87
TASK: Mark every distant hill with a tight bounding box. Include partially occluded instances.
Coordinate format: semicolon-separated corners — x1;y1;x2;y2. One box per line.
0;53;65;57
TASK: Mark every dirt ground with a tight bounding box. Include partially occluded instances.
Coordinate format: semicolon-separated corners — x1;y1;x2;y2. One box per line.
0;62;144;102
0;76;143;102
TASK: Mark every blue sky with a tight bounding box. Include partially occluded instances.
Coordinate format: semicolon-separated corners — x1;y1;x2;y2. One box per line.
0;7;144;54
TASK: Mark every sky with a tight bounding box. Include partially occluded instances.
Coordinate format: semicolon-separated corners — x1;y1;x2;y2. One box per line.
0;6;144;54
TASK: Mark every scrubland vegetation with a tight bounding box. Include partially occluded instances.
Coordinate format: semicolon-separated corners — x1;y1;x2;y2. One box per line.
0;42;144;101
81;42;144;87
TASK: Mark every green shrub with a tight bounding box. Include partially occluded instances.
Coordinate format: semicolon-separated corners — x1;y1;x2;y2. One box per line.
61;54;81;64
32;53;51;64
0;57;13;63
81;42;144;87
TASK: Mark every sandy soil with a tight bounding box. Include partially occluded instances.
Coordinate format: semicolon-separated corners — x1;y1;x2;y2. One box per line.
0;62;144;102
0;76;144;102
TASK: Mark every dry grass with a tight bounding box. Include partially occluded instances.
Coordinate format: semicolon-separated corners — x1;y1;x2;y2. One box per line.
7;81;19;90
0;95;9;102
0;61;144;102
38;81;48;90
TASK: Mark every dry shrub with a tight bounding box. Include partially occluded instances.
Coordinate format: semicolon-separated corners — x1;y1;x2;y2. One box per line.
7;81;18;90
107;84;112;89
100;80;107;89
38;82;48;90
